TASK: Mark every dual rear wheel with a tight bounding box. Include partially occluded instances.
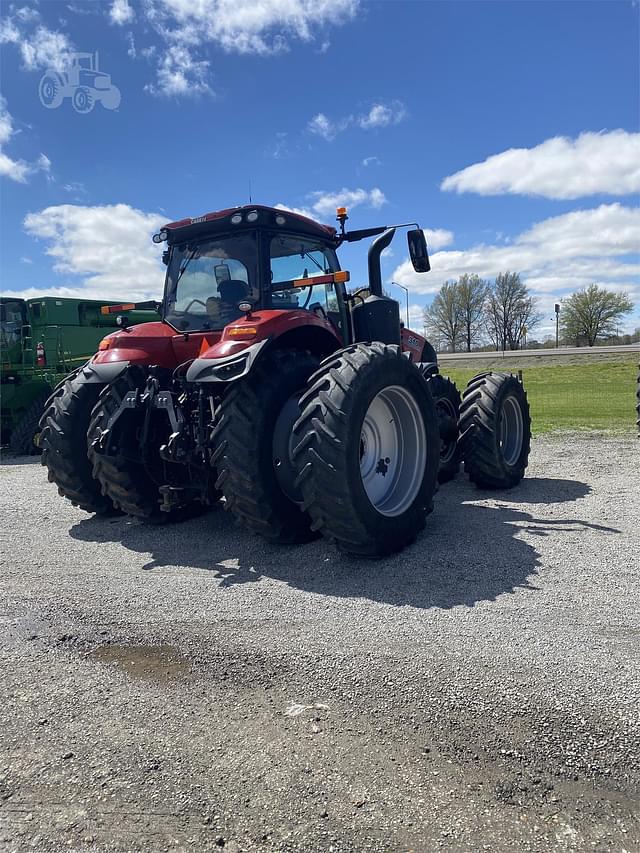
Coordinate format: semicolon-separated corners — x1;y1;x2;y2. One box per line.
213;344;441;557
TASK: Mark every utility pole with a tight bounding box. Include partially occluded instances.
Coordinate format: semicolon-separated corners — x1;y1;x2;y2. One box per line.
391;281;410;326
554;303;560;348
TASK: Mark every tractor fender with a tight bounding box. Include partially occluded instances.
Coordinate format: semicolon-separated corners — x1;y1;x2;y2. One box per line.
187;310;342;384
80;360;130;385
186;338;271;383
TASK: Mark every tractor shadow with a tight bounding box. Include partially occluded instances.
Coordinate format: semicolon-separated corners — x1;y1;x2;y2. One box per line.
68;475;618;610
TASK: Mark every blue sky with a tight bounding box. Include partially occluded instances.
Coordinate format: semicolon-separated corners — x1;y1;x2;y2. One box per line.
1;0;639;339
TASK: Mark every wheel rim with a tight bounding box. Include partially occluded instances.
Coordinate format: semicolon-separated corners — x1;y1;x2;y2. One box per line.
435;397;458;464
359;385;427;516
499;395;524;466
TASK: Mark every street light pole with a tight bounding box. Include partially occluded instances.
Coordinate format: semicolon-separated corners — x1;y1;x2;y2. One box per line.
554;303;560;348
391;280;410;326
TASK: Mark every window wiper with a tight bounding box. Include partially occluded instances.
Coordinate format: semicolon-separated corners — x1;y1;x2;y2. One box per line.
176;248;198;284
303;252;326;273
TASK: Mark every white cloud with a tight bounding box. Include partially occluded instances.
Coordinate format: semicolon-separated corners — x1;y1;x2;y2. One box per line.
357;101;406;130
0;96;52;184
392;204;640;304
0;98;14;147
307;113;340;141
151;0;358;54
0;152;31;183
441;130;640;199
144;45;212;97
309;187;387;217
307;101;407;141
130;0;357;95
269;132;290;159
36;153;51;174
276;187;388;221
362;156;381;167
22;204;166;300
125;31;137;58
274;202;316;219
63;181;87;196
109;0;135;25
20;256;33;264
424;228;454;251
0;15;74;71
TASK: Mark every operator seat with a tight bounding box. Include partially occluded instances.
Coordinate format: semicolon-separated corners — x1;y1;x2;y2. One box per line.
219;280;249;304
206;280;250;327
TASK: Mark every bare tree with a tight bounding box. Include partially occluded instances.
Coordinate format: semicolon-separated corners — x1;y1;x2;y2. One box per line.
423;281;462;352
457;274;489;352
560;284;634;346
485;272;541;351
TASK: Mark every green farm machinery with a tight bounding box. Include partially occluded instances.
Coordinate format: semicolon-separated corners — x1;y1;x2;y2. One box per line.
1;296;156;454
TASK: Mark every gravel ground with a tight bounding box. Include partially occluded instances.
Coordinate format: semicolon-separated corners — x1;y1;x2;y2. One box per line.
0;434;638;853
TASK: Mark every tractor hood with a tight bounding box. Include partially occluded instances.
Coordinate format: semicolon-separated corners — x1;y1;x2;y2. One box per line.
91;321;221;370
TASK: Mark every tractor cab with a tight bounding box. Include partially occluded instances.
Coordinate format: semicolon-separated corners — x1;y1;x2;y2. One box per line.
158;206;343;324
149;204;431;377
161;213;344;334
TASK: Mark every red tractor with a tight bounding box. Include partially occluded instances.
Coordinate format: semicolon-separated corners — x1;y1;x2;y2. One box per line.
40;204;531;557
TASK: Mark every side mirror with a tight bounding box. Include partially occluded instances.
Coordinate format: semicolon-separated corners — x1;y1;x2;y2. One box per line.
215;263;231;285
407;229;430;273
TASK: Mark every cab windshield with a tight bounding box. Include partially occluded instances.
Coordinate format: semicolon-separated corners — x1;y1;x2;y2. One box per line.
164;233;258;332
0;300;25;350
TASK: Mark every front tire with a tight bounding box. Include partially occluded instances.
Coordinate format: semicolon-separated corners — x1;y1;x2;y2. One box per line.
211;349;320;544
292;343;440;557
72;86;94;114
39;371;114;514
9;386;52;455
459;372;531;489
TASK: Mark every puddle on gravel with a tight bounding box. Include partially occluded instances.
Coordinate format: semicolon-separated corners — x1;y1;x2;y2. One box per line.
89;644;191;682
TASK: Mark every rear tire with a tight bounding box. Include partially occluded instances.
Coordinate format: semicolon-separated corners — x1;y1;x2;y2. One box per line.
292;343;440;557
88;366;205;523
9;386;52;455
211;349;320;544
39;370;115;514
459;371;531;489
427;374;461;484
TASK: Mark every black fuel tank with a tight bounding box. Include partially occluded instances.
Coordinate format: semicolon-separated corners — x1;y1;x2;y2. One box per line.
351;294;401;344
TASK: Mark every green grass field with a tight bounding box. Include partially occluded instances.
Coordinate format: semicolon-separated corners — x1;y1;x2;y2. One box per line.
441;355;639;434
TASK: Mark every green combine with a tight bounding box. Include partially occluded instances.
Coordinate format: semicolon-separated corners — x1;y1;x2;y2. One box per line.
1;296;156;454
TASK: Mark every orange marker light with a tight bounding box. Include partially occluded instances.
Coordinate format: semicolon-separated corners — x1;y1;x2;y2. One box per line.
98;339;111;350
101;303;135;315
227;326;257;339
292;271;350;288
336;207;347;217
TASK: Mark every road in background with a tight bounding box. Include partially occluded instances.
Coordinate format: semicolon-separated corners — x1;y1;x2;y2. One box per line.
438;344;640;361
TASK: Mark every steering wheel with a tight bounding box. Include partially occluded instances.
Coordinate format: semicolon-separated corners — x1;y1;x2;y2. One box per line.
183;298;207;313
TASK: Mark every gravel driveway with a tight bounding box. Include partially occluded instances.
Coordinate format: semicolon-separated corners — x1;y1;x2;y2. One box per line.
1;434;638;852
